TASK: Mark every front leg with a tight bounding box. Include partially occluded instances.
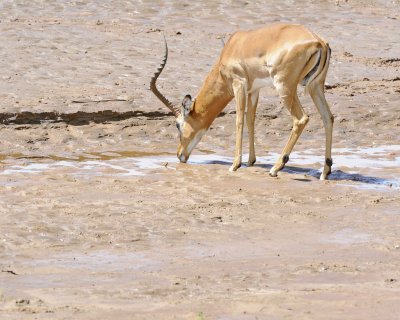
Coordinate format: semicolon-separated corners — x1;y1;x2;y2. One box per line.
247;90;259;166
230;79;247;172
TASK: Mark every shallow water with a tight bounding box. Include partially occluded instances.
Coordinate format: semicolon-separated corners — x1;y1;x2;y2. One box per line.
1;145;398;189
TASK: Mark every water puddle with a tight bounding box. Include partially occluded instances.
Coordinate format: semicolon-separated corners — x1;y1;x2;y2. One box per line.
283;145;400;189
0;145;399;189
0;151;178;177
293;145;400;169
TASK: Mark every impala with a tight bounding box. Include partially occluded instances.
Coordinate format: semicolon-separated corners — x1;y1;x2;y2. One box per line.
150;23;333;180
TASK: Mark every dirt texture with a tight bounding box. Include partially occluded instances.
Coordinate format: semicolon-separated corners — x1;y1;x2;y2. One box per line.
0;1;399;319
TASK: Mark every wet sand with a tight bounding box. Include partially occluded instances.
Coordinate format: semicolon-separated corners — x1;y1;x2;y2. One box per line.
1;1;400;319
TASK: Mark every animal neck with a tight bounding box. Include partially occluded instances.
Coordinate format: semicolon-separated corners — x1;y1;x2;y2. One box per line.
190;64;233;128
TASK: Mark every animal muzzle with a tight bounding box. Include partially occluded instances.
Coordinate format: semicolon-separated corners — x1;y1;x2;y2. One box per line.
177;146;188;163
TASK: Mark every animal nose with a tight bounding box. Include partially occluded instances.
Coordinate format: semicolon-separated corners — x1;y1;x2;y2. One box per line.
177;150;187;163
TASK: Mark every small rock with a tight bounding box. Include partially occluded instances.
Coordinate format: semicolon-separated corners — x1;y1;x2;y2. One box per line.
385;278;397;283
16;299;30;305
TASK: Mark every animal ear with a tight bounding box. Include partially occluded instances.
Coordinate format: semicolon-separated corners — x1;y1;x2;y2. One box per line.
181;94;193;116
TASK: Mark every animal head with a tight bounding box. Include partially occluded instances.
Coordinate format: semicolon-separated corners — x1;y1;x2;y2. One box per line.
150;35;206;163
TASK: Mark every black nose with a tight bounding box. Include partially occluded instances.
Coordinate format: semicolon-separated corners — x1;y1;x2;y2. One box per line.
177;151;187;163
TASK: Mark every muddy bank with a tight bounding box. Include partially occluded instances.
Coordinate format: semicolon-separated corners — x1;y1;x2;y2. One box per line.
1;1;400;319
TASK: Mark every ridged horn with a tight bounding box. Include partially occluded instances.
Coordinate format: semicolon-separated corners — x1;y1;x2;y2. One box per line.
150;33;180;117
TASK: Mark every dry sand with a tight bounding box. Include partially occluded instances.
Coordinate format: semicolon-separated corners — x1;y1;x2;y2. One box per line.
0;1;400;319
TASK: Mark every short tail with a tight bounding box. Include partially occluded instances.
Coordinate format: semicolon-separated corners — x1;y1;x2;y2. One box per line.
302;43;331;94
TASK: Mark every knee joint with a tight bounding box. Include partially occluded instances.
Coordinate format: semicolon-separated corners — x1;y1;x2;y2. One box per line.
295;115;309;127
300;115;309;126
293;115;309;133
323;114;334;125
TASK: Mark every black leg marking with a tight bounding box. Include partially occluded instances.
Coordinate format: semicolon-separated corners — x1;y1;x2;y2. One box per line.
325;158;332;177
283;155;289;164
326;158;333;167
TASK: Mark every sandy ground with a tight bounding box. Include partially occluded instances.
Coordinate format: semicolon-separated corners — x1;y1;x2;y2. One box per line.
0;1;400;319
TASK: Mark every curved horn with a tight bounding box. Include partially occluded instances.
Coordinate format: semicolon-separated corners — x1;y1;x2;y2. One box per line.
150;33;180;117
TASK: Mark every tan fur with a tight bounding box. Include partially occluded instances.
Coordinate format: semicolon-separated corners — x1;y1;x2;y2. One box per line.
154;23;333;180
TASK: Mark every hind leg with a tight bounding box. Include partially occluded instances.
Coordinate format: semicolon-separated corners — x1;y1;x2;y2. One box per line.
270;90;309;177
309;83;334;180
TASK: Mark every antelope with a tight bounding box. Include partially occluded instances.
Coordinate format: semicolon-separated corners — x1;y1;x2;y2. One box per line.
150;23;333;180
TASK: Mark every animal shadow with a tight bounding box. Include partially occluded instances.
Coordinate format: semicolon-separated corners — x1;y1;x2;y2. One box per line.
190;156;398;188
283;165;398;188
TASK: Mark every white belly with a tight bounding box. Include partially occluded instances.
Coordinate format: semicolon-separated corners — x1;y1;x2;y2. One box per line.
248;77;274;93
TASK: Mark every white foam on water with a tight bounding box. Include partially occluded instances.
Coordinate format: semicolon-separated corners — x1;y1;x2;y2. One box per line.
1;163;54;175
184;149;399;189
279;145;400;169
1;159;145;176
1;145;399;189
